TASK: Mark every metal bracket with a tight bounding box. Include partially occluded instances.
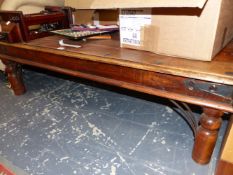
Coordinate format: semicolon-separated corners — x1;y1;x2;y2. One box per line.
184;79;233;103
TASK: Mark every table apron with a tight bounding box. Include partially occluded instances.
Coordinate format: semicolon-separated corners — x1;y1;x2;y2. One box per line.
0;47;232;113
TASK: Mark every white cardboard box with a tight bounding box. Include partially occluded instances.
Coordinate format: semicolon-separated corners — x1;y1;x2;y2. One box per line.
65;0;233;61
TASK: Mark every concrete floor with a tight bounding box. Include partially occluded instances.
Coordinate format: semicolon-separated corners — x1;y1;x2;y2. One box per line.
0;68;228;175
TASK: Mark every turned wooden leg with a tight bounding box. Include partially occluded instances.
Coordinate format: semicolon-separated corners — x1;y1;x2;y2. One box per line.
192;108;223;164
2;60;26;95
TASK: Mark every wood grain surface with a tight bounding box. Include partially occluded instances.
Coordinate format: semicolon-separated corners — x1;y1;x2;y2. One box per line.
1;35;232;85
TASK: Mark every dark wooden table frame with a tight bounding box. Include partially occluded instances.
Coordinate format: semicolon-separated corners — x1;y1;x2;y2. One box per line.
0;36;233;165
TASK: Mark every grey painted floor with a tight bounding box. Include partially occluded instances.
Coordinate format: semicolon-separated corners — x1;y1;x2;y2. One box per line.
0;68;228;175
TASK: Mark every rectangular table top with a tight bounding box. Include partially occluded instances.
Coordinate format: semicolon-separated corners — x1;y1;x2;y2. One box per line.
1;35;233;85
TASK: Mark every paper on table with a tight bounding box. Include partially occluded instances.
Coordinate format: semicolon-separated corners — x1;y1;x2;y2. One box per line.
120;9;152;46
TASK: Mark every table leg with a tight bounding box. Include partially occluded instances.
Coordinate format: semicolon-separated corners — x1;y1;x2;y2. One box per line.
2;60;26;95
192;108;223;164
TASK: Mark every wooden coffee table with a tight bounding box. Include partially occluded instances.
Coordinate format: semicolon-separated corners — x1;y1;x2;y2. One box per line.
0;35;233;165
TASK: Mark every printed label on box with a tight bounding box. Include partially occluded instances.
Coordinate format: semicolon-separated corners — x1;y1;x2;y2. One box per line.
120;9;152;46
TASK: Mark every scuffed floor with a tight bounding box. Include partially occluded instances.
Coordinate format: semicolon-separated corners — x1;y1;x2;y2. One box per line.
0;69;228;175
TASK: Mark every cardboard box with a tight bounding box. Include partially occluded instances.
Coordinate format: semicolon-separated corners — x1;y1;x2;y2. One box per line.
72;9;95;25
72;9;118;26
65;0;233;61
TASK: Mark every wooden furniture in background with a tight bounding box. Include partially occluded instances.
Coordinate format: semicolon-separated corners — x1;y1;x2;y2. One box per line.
0;6;73;42
0;0;64;71
0;36;232;165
